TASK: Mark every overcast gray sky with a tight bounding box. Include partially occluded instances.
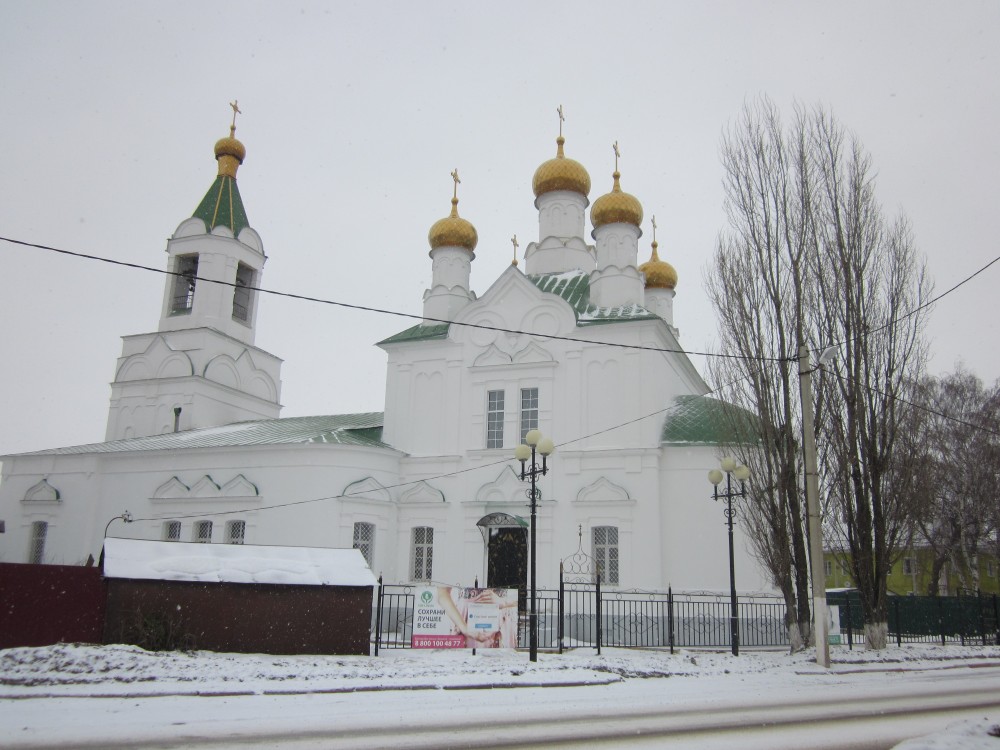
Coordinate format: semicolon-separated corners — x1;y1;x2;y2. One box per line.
1;1;997;456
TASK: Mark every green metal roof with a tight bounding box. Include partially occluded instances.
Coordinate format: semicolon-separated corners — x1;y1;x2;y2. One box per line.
192;175;250;236
380;271;657;344
378;322;450;345
661;395;760;446
529;271;659;325
11;413;392;457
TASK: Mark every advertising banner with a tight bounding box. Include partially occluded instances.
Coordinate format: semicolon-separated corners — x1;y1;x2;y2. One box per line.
412;586;519;648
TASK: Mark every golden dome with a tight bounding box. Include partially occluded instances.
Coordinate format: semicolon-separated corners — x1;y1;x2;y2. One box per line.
214;125;246;179
639;240;677;289
428;196;478;253
532;136;592;198
591;170;643;229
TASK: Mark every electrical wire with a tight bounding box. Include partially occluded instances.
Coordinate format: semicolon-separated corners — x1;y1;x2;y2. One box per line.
0;234;787;363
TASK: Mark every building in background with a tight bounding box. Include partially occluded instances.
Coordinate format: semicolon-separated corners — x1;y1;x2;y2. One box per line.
0;115;769;595
824;546;1000;596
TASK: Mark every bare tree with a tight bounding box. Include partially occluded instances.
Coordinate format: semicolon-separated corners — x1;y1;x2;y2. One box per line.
810;110;931;649
910;368;1000;594
709;97;931;651
707;98;815;650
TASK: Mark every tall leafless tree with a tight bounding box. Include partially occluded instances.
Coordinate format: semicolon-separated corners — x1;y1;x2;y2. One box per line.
810;110;931;649
707;99;815;649
708;97;931;650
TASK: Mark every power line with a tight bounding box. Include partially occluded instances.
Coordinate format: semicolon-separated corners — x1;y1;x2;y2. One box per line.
0;234;786;363
808;254;1000;359
128;401;688;524
824;367;1000;438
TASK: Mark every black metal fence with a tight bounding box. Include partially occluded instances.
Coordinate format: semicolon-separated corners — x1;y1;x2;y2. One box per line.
373;579;788;653
375;580;1000;654
828;589;1000;648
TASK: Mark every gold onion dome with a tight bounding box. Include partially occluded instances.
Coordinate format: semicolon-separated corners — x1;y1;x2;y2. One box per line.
214;124;246;179
639;239;678;289
591;170;643;229
532;136;592;198
428;196;478;253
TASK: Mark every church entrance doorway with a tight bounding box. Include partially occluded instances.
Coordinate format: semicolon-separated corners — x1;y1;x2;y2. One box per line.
476;513;528;610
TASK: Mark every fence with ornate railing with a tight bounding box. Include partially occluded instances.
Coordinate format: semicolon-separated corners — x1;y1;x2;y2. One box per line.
374;580;999;654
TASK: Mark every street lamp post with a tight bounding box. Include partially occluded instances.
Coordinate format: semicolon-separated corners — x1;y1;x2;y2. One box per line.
708;458;750;656
515;429;554;662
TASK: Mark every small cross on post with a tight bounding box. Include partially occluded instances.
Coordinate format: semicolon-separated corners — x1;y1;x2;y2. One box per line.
613;141;621;172
651;215;657;243
450;168;461;200
229;100;241;135
511;234;519;266
557;105;564;137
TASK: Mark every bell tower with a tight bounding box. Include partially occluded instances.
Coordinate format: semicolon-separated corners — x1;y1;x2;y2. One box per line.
105;104;282;441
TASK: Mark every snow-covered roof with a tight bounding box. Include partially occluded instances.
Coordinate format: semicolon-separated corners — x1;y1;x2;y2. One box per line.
102;538;377;587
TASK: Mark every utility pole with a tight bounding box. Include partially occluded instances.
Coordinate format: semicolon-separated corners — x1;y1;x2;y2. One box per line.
800;344;830;668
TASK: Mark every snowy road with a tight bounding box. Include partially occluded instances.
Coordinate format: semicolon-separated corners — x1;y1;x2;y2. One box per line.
4;660;998;749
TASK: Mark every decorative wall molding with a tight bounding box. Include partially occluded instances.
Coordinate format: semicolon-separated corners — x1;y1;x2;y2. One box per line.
399;481;446;504
342;477;393;504
22;478;61;503
574;476;633;504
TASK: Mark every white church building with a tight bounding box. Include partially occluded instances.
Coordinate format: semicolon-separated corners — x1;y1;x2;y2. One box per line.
0;116;770;595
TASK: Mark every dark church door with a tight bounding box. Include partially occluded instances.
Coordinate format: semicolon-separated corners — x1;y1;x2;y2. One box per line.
487;526;527;610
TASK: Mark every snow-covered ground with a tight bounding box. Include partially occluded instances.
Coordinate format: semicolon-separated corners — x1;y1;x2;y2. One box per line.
1;642;998;748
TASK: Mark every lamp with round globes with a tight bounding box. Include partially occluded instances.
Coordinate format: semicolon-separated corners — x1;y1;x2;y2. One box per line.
514;430;554;662
707;458;750;656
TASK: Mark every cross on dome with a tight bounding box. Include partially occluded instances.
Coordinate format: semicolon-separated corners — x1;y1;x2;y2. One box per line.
557;104;564;137
229;100;241;136
511;234;519;266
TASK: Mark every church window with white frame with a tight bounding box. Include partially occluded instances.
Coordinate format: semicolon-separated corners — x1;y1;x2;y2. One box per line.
592;526;619;585
486;390;505;448
520;387;538;443
232;263;255;323
170;254;199;314
225;520;246;545
410;526;434;582
353;522;375;568
193;520;212;543
28;521;48;564
163;521;182;542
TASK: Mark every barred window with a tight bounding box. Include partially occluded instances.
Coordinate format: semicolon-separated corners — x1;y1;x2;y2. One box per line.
353;522;375;568
902;557;916;576
824;560;832;577
163;521;182;542
232;263;255;322
486;390;505;448
411;527;434;582
592;526;619;585
520;387;538;443
193;520;213;543
28;521;48;564
171;254;198;314
226;520;246;545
